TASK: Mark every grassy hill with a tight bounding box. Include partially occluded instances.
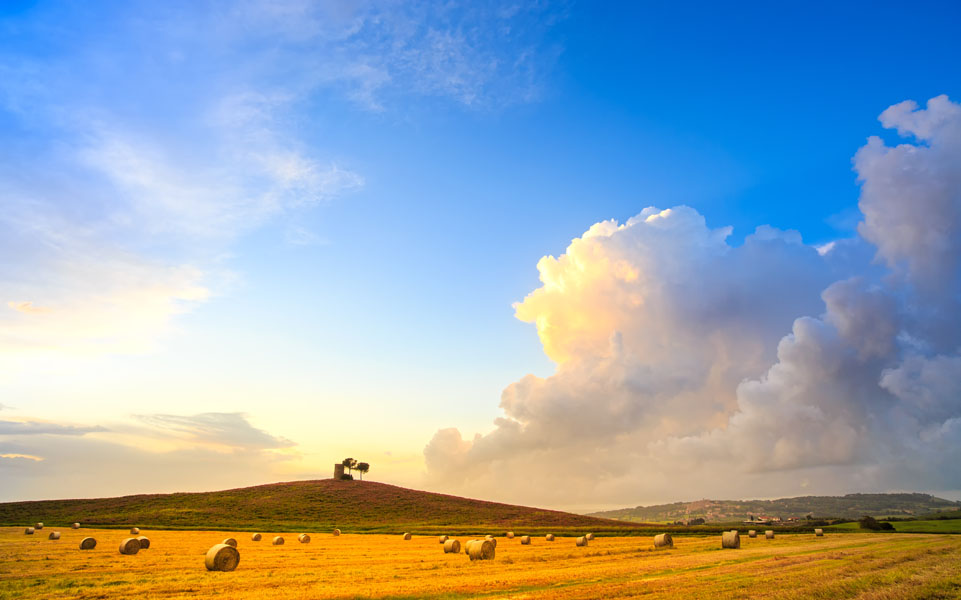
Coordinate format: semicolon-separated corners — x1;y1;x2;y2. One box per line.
589;493;961;523
0;479;641;534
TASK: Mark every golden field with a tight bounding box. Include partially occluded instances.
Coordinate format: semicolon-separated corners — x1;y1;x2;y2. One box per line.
2;527;960;599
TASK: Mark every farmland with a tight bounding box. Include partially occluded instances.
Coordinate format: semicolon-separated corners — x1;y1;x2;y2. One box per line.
2;527;960;599
826;519;961;534
0;480;636;534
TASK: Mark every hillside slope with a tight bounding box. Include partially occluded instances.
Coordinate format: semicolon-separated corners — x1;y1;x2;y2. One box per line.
589;493;961;523
0;479;639;533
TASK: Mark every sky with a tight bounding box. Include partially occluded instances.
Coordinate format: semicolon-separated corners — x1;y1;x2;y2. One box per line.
1;0;960;511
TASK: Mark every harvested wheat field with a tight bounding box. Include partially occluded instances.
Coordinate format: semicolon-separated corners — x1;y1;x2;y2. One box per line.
2;528;960;599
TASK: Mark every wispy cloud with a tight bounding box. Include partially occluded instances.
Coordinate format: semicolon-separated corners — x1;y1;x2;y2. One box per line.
0;420;106;436
134;412;295;451
0;1;558;369
0;411;302;501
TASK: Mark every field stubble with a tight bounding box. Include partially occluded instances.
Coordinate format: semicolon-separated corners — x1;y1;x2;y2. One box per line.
1;528;960;599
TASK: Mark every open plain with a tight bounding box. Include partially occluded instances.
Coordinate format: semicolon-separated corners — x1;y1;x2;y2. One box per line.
2;528;960;599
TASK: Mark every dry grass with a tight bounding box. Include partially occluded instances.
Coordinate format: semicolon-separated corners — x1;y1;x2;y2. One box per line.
1;528;960;599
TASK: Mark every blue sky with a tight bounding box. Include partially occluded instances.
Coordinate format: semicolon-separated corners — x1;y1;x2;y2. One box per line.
2;1;961;508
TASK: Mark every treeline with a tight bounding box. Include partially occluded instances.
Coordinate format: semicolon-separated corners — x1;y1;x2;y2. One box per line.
591;493;961;523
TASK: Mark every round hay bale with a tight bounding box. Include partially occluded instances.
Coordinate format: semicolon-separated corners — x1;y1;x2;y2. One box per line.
332;529;341;536
721;531;740;549
520;535;531;545
765;530;775;540
403;532;412;540
71;523;80;529
298;534;311;544
136;536;150;549
48;531;61;540
251;533;262;542
575;536;588;547
80;537;97;550
464;539;478;554
205;543;240;572
223;538;237;547
119;538;141;555
653;533;673;549
130;527;140;535
272;536;284;545
484;535;497;548
748;530;757;538
585;533;595;541
438;535;449;544
546;534;555;542
815;528;824;537
506;531;514;539
443;539;461;554
35;522;43;530
24;527;34;535
467;539;495;561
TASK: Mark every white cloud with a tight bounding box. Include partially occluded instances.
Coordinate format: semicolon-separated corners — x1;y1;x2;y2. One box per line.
424;95;961;508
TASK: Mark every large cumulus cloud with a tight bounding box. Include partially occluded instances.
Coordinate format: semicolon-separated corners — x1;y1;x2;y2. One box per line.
424;95;961;508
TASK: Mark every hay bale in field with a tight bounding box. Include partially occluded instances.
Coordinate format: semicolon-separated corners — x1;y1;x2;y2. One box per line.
223;538;237;547
438;535;449;543
520;535;531;545
765;530;775;540
136;536;150;549
298;534;311;544
721;531;740;549
546;534;555;542
24;527;34;535
506;531;514;539
48;531;61;540
585;533;595;541
403;532;412;540
748;530;757;538
80;537;97;550
467;539;495;561
130;527;140;535
251;533;262;542
35;522;43;530
484;535;497;548
205;543;240;572
575;536;588;547
653;533;673;549
443;539;461;554
332;529;341;536
119;538;141;555
464;539;478;554
71;523;80;529
815;528;824;537
272;536;285;545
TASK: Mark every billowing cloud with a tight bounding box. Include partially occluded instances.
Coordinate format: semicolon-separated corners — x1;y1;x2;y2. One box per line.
425;95;961;509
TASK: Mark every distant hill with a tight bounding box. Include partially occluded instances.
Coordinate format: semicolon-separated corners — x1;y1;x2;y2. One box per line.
0;479;640;533
588;493;961;523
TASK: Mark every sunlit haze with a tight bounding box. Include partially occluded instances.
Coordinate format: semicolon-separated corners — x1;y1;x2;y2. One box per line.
2;1;961;512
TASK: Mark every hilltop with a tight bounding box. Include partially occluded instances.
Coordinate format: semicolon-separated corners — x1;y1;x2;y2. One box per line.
588;493;961;523
0;479;639;534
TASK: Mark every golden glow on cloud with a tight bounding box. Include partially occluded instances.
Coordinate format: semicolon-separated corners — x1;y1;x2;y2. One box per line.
0;453;44;461
7;301;51;314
